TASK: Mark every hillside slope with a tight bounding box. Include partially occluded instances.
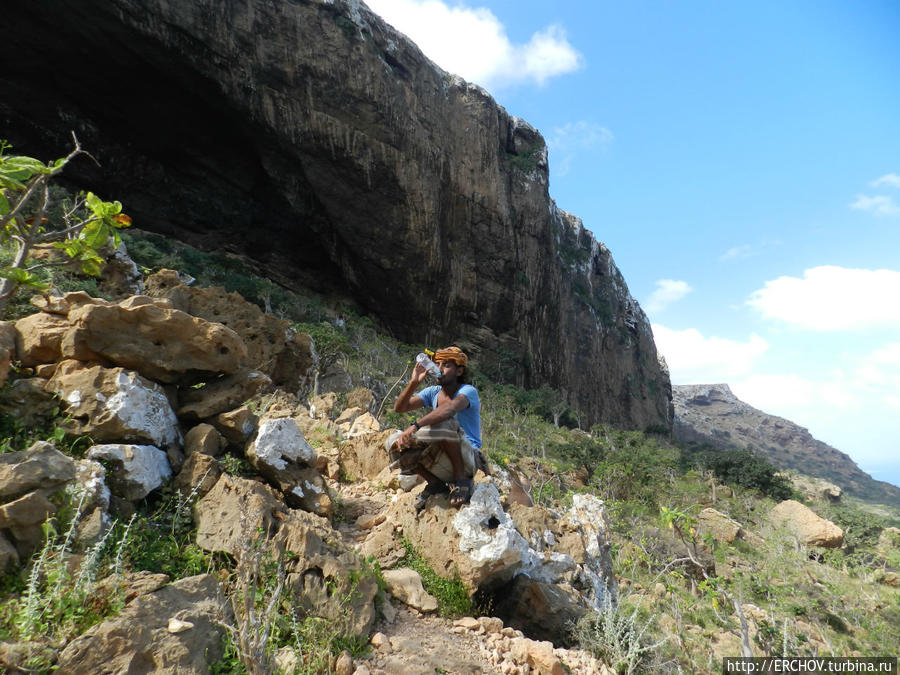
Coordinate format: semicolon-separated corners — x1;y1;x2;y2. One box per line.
1;0;671;431
673;383;900;506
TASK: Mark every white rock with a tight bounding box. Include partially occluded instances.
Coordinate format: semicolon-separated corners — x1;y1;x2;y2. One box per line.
250;417;316;470
68;459;111;510
453;482;535;577
167;618;194;633
107;371;182;449
86;444;172;501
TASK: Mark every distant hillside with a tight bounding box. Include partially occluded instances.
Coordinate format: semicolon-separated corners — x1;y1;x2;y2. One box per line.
673;383;900;507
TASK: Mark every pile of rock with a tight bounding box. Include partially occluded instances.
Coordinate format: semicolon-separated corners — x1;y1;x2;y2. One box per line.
0;273;622;673
0;274;326;560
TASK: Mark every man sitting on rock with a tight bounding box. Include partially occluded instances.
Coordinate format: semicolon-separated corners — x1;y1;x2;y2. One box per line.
389;346;483;513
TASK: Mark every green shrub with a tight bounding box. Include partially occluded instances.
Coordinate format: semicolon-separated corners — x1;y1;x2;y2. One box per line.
685;447;793;500
397;537;473;618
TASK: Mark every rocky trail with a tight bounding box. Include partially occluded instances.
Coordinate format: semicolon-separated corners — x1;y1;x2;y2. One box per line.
327;477;608;675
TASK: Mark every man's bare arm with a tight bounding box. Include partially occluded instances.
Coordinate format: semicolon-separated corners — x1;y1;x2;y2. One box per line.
394;363;427;413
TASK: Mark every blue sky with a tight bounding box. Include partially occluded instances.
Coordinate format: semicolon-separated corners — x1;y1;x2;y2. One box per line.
365;0;900;488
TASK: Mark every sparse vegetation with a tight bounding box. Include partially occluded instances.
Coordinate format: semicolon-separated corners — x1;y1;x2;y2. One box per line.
397;537;474;618
1;225;898;674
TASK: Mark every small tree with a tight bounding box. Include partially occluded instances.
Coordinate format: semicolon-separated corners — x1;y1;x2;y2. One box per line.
0;134;131;314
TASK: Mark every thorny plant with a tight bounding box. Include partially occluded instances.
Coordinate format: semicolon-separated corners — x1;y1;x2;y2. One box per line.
222;514;286;675
13;493;131;643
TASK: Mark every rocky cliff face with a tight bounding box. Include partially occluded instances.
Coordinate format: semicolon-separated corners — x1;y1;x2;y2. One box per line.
2;0;671;430
673;384;900;506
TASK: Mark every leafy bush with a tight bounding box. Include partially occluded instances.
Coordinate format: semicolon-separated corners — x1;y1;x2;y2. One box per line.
0;136;130;316
685;447;794;500
584;427;679;506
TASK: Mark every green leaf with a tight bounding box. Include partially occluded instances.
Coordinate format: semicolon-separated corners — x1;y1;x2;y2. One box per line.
80;255;103;276
0;267;49;290
0;156;46;183
85;191;103;216
80;221;109;249
0;191;8;216
0;172;27;190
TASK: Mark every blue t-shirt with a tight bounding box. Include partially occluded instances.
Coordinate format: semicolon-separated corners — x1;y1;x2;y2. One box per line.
418;384;482;449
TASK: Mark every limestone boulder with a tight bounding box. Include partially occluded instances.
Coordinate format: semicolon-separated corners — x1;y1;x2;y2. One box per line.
46;361;182;449
61;300;248;383
698;508;744;544
335;406;364;429
28;290;108;316
177;370;272;420
347;412;381;438
183;423;227;457
553;494;617;609
173;453;222;501
387;482;533;592
770;499;844;548
86;444;172;501
246;417;331;516
0;490;57;530
789;473;843;503
13;311;70;366
309;392;339;419
0;321;15;386
68;458;111;512
0;378;59;428
382;568;437;613
209;406;258;447
339;430;394;481
144;271;315;387
193;474;286;557
56;574;232;674
0;442;76;500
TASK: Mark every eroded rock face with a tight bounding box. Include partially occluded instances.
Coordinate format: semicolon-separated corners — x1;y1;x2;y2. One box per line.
194;474;284;557
46;361;182;449
4;0;671;431
14;312;70;367
61;300;247;383
56;574;232;674
376;481;616;610
144;270;314;388
0;442;76;500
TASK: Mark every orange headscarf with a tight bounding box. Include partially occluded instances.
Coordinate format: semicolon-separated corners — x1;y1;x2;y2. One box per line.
433;346;468;367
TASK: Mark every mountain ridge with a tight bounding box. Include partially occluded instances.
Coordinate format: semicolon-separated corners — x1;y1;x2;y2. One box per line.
673;383;900;506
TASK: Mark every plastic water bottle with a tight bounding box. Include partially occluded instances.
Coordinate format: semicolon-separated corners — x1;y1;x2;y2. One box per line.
416;352;442;379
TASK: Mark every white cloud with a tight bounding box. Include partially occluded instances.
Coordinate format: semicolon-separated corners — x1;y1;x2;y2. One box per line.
644;279;692;314
547;121;613;175
730;374;818;411
871;173;900;189
365;0;582;89
719;244;754;261
747;265;900;331
652;324;769;383
850;194;900;216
